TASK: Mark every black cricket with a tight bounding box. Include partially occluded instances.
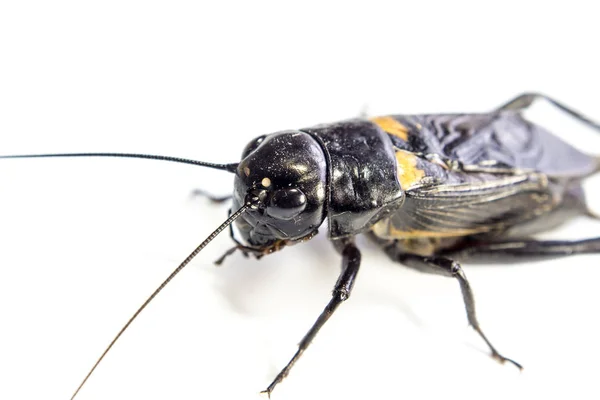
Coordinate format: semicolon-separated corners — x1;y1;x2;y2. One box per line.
3;93;600;398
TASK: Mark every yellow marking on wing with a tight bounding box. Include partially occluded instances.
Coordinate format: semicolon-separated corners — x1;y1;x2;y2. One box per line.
370;116;409;141
390;227;490;238
371;219;490;239
395;150;425;189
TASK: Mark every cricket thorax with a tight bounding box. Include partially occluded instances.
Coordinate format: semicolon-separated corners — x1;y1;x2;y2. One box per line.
301;119;405;239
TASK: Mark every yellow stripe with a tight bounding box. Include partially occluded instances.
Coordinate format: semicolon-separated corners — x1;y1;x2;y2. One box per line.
389;227;490;238
371;219;490;239
370;116;409;141
395;150;425;189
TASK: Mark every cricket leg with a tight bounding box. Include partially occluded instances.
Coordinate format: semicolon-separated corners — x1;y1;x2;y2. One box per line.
189;188;232;203
208;208;263;265
261;238;361;397
379;239;522;369
496;92;600;132
443;237;600;261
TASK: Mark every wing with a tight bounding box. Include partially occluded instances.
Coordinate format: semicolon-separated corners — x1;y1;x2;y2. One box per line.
371;112;599;179
371;172;558;239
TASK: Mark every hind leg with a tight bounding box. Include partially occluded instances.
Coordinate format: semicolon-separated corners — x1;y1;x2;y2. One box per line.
442;236;600;261
496;92;600;132
380;239;522;369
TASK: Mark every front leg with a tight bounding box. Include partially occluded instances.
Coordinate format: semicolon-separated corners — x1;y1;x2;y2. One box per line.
262;237;361;397
397;254;522;370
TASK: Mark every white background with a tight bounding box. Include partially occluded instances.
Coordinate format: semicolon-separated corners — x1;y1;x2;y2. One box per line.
1;2;600;400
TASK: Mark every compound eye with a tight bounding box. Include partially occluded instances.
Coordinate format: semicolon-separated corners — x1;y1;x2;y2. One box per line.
267;188;307;220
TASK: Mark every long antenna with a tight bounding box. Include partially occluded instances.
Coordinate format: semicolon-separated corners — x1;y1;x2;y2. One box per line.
0;152;238;172
70;198;256;399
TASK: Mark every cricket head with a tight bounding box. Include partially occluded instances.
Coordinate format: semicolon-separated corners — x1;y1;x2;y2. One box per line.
232;131;328;248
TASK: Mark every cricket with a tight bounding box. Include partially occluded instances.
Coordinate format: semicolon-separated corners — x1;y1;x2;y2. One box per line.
2;93;599;399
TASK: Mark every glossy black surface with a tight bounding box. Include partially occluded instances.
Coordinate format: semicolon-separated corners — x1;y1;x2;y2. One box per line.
232;119;406;247
267;188;307;220
303;119;404;238
232;130;327;247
